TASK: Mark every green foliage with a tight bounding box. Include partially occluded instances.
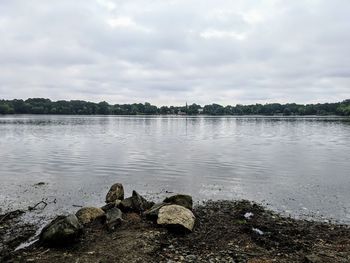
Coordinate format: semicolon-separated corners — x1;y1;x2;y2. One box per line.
188;103;201;115
203;104;224;115
337;104;350;116
0;103;14;114
0;98;349;116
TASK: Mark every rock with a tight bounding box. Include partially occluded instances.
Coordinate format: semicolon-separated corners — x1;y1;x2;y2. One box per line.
144;203;168;221
75;207;105;224
105;183;124;203
105;207;123;230
304;254;322;263
157;205;195;232
119;197;134;211
185;254;197;261
119;191;154;213
163;194;193;210
131;190;154;212
40;214;83;246
101;200;122;212
34;182;46;186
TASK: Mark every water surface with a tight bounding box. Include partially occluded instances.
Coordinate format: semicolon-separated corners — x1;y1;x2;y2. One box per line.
1;115;349;223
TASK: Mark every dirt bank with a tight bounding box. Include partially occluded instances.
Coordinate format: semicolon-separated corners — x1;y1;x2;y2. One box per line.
2;200;350;263
0;210;37;261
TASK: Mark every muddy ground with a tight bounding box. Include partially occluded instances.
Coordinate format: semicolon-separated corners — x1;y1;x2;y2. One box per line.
1;200;350;263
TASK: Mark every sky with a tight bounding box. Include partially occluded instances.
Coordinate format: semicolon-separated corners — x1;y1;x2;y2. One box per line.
0;0;349;106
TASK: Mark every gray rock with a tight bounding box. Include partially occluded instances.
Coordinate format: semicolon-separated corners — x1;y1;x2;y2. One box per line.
119;196;134;211
101;200;122;212
75;207;105;225
131;190;154;212
144;203;168;221
105;207;123;230
157;205;195;232
40;214;83;246
105;183;124;203
163;194;193;210
101;202;115;212
119;191;154;213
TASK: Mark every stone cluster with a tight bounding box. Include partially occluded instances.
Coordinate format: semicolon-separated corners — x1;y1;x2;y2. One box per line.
39;183;195;246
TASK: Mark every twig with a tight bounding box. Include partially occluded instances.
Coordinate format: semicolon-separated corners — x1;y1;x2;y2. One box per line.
28;200;48;211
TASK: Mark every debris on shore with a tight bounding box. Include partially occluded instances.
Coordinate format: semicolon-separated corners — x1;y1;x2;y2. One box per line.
0;210;37;260
1;183;350;263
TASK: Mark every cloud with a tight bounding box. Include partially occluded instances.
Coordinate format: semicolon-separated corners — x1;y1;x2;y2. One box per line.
0;0;349;105
200;29;246;40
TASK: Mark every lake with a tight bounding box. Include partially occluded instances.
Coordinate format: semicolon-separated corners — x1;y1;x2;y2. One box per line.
0;115;350;224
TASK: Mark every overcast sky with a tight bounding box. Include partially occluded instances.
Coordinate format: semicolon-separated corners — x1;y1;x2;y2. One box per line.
0;0;349;105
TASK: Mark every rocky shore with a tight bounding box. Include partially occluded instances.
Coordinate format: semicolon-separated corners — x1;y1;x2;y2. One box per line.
1;183;350;263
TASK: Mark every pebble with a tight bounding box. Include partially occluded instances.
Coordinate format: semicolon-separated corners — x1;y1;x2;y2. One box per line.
185;254;196;261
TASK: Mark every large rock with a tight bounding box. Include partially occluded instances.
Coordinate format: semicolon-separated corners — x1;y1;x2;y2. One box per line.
119;191;154;213
106;183;124;203
163;194;193;210
105;207;123;230
157;205;195;232
40;214;83;246
144;203;168;221
76;207;105;225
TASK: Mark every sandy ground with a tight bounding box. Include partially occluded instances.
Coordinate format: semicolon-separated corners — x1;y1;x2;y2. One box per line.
1;200;350;263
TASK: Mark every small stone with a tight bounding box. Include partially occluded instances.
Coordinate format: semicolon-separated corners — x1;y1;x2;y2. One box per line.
163;194;193;210
101;200;122;212
105;207;123;230
34;182;46;186
75;207;105;224
119;197;134;211
131;191;154;212
105;183;124;203
186;254;197;261
304;254;322;263
119;191;154;213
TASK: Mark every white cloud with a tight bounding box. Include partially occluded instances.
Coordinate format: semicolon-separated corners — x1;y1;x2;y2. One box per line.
107;16;152;33
200;29;246;40
0;0;349;105
241;10;264;24
96;0;116;11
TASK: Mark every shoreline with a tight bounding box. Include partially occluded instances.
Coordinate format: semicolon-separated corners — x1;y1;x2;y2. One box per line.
1;197;350;263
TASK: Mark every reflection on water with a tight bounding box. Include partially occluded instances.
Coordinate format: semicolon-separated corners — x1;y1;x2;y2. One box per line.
0;115;350;223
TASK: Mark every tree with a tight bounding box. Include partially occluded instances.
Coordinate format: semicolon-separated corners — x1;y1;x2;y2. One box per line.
187;103;201;115
283;108;292;116
0;103;14;114
144;102;158;115
0;98;348;116
160;106;169;114
203;104;224;115
97;101;110;114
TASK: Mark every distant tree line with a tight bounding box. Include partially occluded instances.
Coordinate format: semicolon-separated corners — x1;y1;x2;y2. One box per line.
0;98;350;116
